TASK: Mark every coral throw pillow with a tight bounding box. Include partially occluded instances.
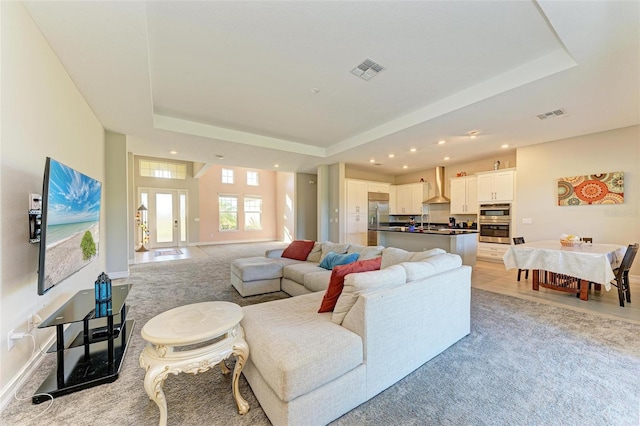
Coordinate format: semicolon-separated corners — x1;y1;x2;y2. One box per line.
281;240;316;261
318;257;382;313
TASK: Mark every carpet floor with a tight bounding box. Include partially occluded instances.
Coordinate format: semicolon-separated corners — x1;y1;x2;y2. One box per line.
2;242;639;425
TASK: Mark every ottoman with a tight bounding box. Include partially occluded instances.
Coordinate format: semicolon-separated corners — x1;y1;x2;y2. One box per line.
231;256;296;296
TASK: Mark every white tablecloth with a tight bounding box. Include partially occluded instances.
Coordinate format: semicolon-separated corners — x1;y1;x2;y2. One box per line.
503;240;626;290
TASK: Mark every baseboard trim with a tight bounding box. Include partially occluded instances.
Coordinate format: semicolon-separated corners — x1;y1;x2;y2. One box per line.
0;331;56;413
107;270;129;279
191;239;281;246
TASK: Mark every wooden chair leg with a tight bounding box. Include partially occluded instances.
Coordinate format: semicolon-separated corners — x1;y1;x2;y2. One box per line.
618;285;625;307
517;269;522;281
525;269;529;279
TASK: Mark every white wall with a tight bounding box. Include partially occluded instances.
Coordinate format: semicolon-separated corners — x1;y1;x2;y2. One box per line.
105;132;129;277
276;172;295;242
0;2;106;404
514;125;640;274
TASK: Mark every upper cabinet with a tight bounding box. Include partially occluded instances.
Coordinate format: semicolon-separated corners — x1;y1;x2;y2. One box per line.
393;183;429;215
450;175;478;214
476;170;515;202
346;179;368;214
367;182;390;194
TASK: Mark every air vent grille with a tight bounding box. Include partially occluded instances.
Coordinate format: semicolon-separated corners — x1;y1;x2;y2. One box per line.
351;58;385;81
536;108;567;120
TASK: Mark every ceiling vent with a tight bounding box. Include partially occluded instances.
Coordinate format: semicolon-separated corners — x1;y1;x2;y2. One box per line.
351;58;384;81
536;108;567;120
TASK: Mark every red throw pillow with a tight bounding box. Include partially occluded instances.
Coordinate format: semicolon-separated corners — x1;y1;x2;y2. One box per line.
318;257;382;313
281;240;316;261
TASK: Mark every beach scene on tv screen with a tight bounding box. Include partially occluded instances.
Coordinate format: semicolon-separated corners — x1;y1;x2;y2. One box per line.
44;159;101;289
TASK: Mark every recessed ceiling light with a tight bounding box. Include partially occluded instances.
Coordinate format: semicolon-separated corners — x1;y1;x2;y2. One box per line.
501;144;509;148
388;154;395;158
410;148;417;152
444;157;450;161
274;164;279;168
438;140;446;145
215;154;224;159
311;88;320;94
369;159;375;163
468;131;479;139
169;150;177;155
403;165;408;169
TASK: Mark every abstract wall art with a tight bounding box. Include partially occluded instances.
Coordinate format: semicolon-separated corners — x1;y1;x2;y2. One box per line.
557;171;624;206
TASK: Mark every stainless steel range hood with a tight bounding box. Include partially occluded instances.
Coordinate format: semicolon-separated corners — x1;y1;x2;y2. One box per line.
423;166;450;204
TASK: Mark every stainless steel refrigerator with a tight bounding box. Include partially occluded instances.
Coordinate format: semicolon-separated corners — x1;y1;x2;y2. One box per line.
367;192;389;246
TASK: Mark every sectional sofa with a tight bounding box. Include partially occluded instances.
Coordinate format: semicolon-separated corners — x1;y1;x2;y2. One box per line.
233;242;472;426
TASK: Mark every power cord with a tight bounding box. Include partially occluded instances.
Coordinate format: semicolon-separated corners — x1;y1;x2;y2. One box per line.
12;332;54;420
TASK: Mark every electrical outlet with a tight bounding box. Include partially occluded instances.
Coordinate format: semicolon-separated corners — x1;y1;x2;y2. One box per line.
7;329;15;351
522;218;532;224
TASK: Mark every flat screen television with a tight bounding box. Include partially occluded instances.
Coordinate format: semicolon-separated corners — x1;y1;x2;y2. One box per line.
38;157;102;295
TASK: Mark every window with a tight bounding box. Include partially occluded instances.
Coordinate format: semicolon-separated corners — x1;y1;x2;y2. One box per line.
219;195;238;231
139;160;186;179
247;170;259;186
244;196;262;230
222;168;234;184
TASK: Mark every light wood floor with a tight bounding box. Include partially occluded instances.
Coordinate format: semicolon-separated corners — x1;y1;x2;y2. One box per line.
473;260;640;324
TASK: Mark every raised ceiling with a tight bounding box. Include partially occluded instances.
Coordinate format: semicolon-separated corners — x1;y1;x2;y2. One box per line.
24;1;640;174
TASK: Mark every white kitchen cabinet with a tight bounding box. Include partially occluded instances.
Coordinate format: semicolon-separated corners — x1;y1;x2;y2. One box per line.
367;182;390;194
346;179;368;214
346;213;368;245
392;183;429;215
389;186;397;214
477;242;510;262
477;170;515;202
450;175;478;214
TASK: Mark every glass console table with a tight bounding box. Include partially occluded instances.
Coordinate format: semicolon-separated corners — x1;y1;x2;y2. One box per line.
33;284;135;404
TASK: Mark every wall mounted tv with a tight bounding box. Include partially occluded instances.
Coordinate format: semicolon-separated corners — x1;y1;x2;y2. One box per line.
38;157;102;295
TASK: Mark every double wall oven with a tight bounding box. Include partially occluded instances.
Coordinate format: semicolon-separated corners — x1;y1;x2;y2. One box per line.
479;203;511;244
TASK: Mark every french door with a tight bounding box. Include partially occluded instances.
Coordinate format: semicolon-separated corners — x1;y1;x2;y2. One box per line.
139;188;188;248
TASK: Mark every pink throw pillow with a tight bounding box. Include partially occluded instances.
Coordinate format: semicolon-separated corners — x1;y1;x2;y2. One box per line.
318;257;382;313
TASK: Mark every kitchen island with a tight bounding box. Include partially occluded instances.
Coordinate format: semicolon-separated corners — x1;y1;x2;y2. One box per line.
374;227;478;266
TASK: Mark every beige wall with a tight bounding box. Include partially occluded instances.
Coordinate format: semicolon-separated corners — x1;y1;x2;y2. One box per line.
0;2;105;400
296;173;318;241
514;125;639;274
198;165;277;243
276;172;295;242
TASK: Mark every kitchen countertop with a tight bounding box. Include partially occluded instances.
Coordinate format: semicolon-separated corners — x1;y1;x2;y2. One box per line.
371;226;478;235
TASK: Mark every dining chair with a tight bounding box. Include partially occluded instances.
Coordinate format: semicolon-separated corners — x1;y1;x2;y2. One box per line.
513;237;528;281
611;243;638;307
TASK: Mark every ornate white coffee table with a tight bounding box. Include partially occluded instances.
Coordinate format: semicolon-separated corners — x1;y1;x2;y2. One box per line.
139;301;249;426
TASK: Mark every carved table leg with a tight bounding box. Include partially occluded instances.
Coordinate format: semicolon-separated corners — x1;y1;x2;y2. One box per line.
219;360;230;375
231;339;250;415
140;352;169;426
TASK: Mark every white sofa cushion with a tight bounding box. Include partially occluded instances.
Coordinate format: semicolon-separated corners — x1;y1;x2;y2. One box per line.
241;292;363;402
331;264;407;325
231;256;296;281
283;262;326;284
304;270;333;292
410;248;446;261
320;242;351;261
380;247;415;269
348;244;384;260
306;242;322;262
401;253;463;282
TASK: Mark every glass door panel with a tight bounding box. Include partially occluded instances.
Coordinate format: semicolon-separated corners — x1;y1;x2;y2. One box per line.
156;193;174;244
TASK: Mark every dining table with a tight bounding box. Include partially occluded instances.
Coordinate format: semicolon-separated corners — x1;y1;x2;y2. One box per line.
502;240;627;300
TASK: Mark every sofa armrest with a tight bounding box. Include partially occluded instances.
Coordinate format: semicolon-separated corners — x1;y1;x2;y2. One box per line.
265;248;284;258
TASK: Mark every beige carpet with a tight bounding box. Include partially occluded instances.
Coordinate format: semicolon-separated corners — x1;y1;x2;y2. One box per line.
2;242;639;425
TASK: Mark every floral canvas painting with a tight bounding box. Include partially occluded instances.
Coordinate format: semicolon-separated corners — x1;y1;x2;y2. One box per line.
557;171;624;206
